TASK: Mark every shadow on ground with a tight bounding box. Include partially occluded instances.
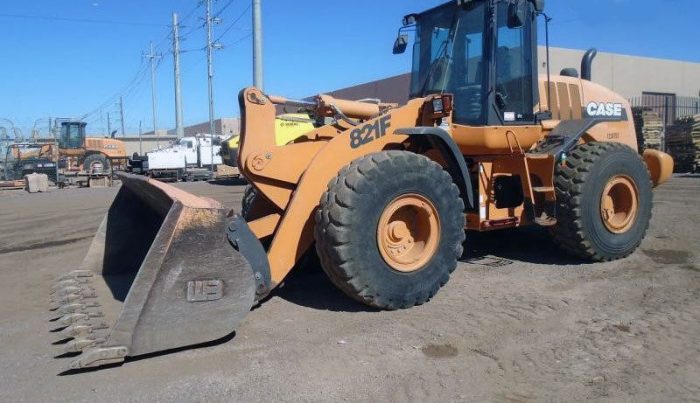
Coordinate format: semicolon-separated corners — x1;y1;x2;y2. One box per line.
208;177;248;187
463;226;584;266
57;332;239;376
272;227;583;312
271;260;376;313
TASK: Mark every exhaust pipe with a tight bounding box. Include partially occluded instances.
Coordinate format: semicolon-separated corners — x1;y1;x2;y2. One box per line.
581;48;598;81
49;174;260;369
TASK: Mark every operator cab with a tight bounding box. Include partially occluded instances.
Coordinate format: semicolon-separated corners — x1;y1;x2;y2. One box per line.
59;121;87;149
394;0;543;127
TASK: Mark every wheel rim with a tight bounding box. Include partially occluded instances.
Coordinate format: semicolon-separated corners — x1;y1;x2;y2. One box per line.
377;193;440;273
600;175;639;234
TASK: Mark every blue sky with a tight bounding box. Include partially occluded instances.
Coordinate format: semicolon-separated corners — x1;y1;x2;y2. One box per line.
0;0;697;136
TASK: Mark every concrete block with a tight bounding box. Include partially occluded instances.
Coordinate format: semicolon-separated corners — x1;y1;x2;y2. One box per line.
25;173;49;193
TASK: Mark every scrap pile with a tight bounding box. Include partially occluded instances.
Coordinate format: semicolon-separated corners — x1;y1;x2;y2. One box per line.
666;115;700;173
641;110;664;151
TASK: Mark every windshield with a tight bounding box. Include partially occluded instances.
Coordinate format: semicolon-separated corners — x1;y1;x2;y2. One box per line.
409;2;488;123
59;123;85;149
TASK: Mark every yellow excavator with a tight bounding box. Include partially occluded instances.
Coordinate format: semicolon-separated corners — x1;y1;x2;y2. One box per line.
49;0;673;370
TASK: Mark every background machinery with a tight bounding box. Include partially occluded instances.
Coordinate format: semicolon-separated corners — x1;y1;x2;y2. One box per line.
220;113;317;170
2;142;58;182
49;0;673;370
55;120;127;172
128;135;224;181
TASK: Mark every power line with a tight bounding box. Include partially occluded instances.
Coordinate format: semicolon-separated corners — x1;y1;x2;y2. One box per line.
214;0;237;18
214;3;251;43
181;2;204;22
0;13;167;27
175;3;206;41
78;1;251;132
221;32;252;48
80;61;151;121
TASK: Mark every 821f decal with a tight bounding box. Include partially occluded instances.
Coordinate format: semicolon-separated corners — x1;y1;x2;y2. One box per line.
350;115;392;149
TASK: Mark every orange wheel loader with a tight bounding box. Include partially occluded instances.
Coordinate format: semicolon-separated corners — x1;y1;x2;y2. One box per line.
49;0;674;370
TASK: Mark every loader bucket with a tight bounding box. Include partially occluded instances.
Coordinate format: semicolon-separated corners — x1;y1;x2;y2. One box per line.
49;174;256;370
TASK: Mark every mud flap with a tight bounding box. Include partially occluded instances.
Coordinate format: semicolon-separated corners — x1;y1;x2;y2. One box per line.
49;174;257;369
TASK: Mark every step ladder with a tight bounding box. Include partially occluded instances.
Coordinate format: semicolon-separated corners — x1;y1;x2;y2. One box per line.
522;153;557;227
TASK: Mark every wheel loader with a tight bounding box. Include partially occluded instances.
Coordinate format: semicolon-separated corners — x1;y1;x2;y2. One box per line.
49;0;674;370
56;120;127;172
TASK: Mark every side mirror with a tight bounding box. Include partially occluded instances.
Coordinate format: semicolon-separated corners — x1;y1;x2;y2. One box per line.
393;34;408;55
532;0;545;12
402;14;417;27
507;2;527;28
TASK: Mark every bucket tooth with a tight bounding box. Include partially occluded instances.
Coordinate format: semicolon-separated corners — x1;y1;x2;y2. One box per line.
64;338;104;354
52;286;96;298
69;346;128;369
52;312;105;330
49;302;101;320
62;322;109;339
50;290;98;310
51;288;97;305
57;270;94;282
51;278;90;293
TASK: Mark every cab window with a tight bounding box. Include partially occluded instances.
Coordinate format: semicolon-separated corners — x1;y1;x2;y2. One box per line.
494;6;535;123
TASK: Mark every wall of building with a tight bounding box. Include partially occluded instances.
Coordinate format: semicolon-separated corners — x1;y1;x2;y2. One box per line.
143;118;241;139
121;136;179;156
327;74;412;105
539;47;700;99
178;118;240;138
322;47;700;105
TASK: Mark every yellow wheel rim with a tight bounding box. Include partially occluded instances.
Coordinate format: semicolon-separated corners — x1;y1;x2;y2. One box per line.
600;175;639;234
377;194;441;273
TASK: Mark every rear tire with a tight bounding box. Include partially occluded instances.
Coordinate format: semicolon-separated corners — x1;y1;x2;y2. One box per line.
551;142;653;261
314;151;465;310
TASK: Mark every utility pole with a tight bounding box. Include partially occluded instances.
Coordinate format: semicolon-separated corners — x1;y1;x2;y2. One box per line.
107;112;112;137
205;0;222;174
253;0;264;90
144;42;162;148
173;13;185;139
119;96;126;136
139;120;143;155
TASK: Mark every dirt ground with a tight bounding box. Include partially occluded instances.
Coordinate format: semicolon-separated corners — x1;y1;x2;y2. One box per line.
0;177;698;402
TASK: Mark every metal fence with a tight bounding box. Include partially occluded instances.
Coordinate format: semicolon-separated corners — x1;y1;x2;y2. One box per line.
629;94;700;172
629;94;700;126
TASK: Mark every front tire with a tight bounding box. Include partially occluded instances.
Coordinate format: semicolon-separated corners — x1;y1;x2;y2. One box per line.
551;142;653;261
82;154;110;172
314;151;465;310
241;185;258;220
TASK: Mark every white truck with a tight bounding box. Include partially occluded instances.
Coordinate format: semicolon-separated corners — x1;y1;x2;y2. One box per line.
134;135;224;181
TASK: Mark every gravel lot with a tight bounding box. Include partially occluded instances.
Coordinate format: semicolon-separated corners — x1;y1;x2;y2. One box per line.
0;177;698;402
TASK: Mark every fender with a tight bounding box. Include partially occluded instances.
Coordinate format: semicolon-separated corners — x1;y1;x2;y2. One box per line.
395;127;474;209
536;117;625;157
